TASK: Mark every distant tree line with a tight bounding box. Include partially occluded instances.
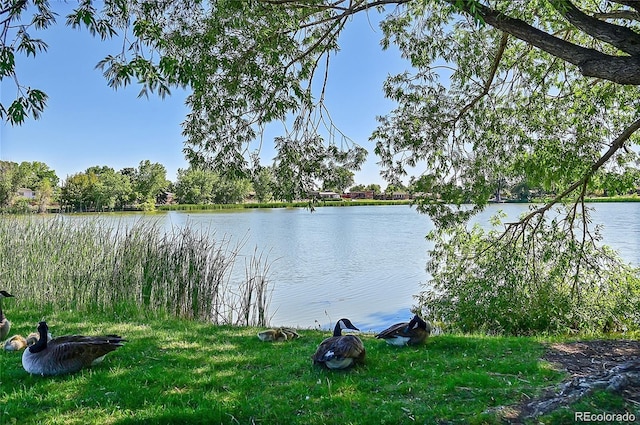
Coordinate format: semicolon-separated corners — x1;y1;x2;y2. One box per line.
60;161;168;212
0;159;639;213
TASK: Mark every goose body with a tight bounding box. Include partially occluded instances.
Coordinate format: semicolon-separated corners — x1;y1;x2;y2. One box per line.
375;314;431;346
22;321;126;376
312;318;365;370
258;327;301;342
0;290;14;340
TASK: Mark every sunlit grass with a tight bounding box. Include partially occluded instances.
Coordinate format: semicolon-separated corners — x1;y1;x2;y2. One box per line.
0;309;597;425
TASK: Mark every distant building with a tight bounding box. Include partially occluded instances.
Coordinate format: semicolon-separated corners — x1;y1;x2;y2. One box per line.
17;188;36;199
156;191;175;205
390;192;410;200
308;191;342;200
348;191;374;200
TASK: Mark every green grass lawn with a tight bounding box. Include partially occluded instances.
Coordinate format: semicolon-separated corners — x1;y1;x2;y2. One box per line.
0;310;633;425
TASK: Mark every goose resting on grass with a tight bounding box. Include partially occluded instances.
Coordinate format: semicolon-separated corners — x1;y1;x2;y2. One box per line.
22;321;126;376
0;290;14;340
312;318;365;370
375;314;431;346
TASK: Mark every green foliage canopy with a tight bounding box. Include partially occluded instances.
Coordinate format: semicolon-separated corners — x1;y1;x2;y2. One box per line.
59;161;167;211
174;167;252;204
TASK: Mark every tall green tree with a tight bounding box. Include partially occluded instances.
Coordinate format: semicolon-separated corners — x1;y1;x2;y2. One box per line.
175;167;252;204
60;166;133;211
252;167;275;203
212;177;252;204
322;167;354;194
174;168;218;204
60;172;98;212
17;161;59;189
0;160;59;209
132;160;169;208
86;166;133;210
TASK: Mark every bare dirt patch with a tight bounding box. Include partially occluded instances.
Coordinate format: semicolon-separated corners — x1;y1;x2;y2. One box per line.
543;339;640;381
499;339;640;423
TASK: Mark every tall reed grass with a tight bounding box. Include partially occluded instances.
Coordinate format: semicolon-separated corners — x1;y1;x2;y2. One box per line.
0;215;273;325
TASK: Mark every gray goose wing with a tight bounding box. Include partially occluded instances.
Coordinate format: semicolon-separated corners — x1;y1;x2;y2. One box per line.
45;335;126;374
312;336;338;363
375;322;409;339
334;335;365;361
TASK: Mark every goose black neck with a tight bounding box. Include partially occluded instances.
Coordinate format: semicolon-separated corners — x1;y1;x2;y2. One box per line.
407;316;419;328
29;323;49;353
333;321;343;336
0;291;12;321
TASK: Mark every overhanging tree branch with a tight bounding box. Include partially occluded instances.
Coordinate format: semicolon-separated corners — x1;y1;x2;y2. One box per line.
274;1;640;85
450;32;508;125
594;10;640;20
550;0;640;55
510;116;640;226
446;0;640;85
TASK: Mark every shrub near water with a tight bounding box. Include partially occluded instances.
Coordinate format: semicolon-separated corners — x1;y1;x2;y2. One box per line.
0;215;272;325
419;210;640;335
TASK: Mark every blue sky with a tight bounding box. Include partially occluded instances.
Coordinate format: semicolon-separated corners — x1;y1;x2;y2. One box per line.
0;6;411;187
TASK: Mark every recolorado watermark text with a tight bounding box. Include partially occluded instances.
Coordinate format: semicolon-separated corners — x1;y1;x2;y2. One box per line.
575;411;636;423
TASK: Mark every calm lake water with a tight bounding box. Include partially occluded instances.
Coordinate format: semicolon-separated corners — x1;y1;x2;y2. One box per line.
59;203;640;332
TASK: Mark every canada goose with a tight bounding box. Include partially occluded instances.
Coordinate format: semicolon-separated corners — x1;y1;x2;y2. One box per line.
22;321;127;376
375;314;431;346
312;318;365;370
0;290;14;340
258;327;301;342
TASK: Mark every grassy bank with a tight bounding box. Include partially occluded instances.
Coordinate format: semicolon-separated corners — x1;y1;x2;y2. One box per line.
2;311;548;424
1;310;635;425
